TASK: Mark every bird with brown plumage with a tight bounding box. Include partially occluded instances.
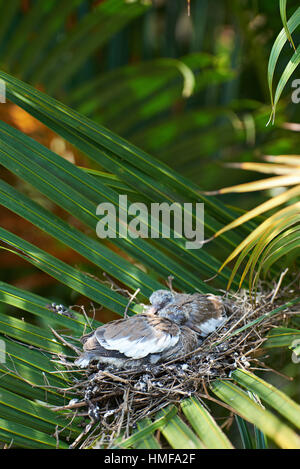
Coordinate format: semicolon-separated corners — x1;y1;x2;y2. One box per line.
75;290;228;369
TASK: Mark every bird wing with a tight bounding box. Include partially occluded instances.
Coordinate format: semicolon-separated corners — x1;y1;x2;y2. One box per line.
183;294;226;334
94;315;180;359
159;293;226;335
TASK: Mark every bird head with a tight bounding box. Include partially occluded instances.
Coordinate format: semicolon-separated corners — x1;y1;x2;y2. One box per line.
147;290;175;315
157;305;189;325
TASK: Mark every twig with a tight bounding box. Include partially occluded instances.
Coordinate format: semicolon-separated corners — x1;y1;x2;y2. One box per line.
100;371;129;384
270;268;289;304
252;359;294;381
102;272;132;298
53;410;78;449
123;288;140;319
50;327;81;355
51;391;123;411
166;275;175;293
114;387;130;441
69;423;92;449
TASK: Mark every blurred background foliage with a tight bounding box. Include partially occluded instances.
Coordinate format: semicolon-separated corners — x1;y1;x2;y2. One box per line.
0;0;299;185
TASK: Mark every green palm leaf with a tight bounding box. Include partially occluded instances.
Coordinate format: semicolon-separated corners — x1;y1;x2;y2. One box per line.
232;369;300;429
211;379;300;449
267;5;300;123
180;397;233;449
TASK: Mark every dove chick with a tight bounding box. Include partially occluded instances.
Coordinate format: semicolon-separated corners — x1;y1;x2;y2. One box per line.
74;314;198;369
75;289;228;369
149;290;227;336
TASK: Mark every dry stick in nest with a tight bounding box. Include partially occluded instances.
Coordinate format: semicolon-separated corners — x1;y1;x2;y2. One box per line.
50;327;81;355
115;387;130;440
52;391;124;412
270;268;289;304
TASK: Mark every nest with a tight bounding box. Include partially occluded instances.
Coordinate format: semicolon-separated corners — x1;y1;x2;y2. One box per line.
51;284;299;449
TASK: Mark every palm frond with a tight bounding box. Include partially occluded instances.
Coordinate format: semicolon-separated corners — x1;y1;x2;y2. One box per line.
206;152;300;291
267;4;300;123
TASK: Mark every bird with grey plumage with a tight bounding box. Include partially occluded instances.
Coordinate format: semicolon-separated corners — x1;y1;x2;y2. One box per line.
74;289;228;369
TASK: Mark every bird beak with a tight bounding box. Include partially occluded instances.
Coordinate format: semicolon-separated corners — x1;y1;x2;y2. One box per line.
146;305;157;315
